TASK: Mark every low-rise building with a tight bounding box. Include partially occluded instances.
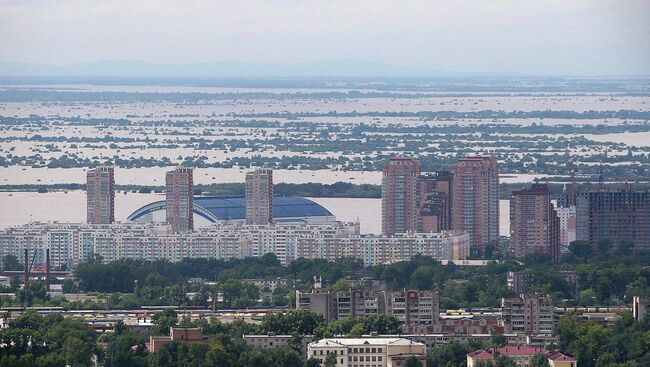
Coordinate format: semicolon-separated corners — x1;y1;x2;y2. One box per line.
148;327;205;352
467;346;576;367
308;337;426;367
243;334;314;355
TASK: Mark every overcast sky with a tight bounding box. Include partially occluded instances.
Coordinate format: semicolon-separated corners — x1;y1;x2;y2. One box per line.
1;0;649;76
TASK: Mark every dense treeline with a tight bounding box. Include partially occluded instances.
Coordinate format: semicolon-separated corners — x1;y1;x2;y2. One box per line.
3;240;648;310
557;312;650;367
0;310;97;367
64;242;650;309
235;109;650;121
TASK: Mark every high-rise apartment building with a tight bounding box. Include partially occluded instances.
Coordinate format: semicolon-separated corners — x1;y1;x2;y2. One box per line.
501;294;555;335
451;156;499;255
166;168;194;232
510;184;560;262
245;168;273;225
382;158;421;236
417;171;453;233
576;190;650;251
86;166;115;224
555;206;576;253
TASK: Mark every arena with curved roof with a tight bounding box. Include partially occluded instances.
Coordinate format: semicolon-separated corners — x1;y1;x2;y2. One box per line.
127;195;335;227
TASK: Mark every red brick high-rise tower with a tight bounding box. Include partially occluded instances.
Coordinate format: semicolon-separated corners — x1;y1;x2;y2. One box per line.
166;167;194;232
451;156;499;255
382;158;421;236
86;166;115;224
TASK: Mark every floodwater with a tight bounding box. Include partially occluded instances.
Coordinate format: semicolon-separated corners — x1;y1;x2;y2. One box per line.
0;190;511;236
0;166;560;186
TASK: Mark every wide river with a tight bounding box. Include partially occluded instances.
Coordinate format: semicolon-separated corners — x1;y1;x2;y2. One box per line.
0;190;511;236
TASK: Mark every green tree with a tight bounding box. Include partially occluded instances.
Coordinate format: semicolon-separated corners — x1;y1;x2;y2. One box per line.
17;281;48;307
323;352;337;367
491;333;506;347
62;336;91;367
597;239;612;256
151;309;177;335
405;356;424;367
330;278;351;291
494;355;517;367
2;255;21;271
530;353;549;367
347;323;365;337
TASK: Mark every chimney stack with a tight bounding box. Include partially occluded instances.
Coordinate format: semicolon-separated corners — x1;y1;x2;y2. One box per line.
45;249;51;292
23;249;29;286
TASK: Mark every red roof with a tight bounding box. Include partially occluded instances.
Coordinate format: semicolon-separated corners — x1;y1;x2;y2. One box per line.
467;350;494;359
548;350;576;362
468;346;575;361
497;346;548;356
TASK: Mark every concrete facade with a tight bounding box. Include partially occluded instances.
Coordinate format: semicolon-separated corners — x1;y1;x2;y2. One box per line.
501;294;555;335
417;171;453;233
576;190;650;251
382;158;421;236
166;167;194;232
451;156;499;255
86;166;114;224
245;168;273;225
510;184;560;262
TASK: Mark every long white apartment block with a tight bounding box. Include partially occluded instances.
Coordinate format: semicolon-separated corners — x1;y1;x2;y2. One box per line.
0;222;469;268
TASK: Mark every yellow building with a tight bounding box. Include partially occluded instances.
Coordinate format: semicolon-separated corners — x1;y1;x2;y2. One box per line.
308;337;427;367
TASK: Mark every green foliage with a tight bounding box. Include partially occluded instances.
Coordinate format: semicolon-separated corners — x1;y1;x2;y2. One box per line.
427;341;481;367
1;255;21;271
530;353;549;367
151;309;178;335
0;310;96;367
17;281;48;307
405;356;424;367
260;310;325;335
558;312;650;367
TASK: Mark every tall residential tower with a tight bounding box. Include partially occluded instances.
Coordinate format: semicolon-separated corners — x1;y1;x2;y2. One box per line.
510;184;560;262
417;170;453;233
166;167;194;232
245;168;273;225
382;158;421;236
451;156;499;255
86;166;115;224
576;189;650;251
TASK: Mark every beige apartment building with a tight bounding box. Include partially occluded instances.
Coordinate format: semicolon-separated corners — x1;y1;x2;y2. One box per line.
245;168;273;225
382;158;421;236
417;171;453;233
451;156;499;256
165;167;194;232
510;184;560;262
307;337;426;367
296;289;440;332
501;294;555;335
86;166;115;224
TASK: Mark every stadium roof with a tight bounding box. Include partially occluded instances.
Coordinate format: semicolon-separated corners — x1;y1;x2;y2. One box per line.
127;195;333;222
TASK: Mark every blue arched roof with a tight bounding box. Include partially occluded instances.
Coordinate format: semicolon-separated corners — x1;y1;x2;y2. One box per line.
127;195;333;222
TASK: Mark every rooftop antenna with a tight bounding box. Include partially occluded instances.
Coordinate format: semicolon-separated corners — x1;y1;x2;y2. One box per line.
598;164;604;190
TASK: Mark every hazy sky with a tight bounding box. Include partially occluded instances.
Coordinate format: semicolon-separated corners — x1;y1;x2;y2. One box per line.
1;0;649;75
